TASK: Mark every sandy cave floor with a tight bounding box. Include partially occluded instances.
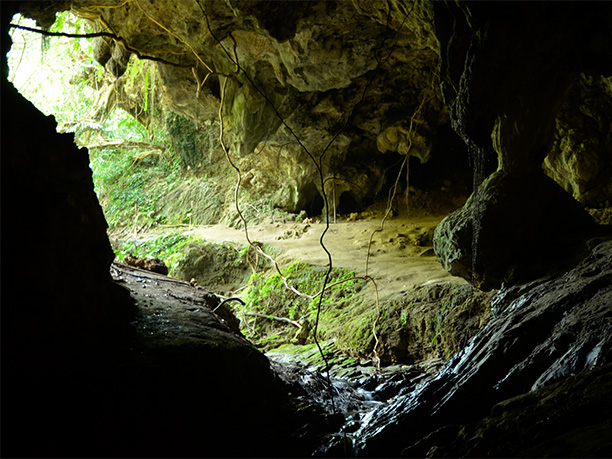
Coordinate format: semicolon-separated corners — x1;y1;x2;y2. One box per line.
123;211;468;302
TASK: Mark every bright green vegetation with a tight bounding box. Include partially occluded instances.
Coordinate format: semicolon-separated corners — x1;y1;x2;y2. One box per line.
114;233;202;275
236;261;366;350
243;261;363;319
7;12;219;230
89;114;182;229
8;13;103;124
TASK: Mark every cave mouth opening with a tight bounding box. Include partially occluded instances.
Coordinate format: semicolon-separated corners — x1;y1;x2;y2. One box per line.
336;191;361;215
304;194;325;218
6;12;183;232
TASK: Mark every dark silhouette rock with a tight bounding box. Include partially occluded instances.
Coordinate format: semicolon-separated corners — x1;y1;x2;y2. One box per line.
357;238;612;457
434;170;598;290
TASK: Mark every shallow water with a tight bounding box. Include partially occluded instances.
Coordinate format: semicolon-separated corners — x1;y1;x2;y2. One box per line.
266;345;445;456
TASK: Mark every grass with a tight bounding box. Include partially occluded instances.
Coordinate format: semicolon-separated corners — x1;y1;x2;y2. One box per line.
114;233;202;275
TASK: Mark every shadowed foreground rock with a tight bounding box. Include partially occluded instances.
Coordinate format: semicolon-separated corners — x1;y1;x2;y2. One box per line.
356;238;612;457
403;363;612;458
100;262;319;457
433;170;599;290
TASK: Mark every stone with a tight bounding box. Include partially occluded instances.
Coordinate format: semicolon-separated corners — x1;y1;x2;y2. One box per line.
123;254;169;275
433;170;598;290
378;282;495;364
173;241;252;296
544;73;612;214
356;238;612;457
402;363;612;457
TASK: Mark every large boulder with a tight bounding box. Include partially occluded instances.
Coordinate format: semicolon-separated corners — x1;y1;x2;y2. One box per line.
433;170;598;290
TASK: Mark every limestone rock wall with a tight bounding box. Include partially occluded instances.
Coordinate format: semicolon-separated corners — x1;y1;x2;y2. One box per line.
15;1;612;222
44;0;446;215
431;2;612;288
544;73;612;219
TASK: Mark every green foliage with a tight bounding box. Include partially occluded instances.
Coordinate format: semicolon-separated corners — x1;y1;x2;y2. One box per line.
90;140;180;229
400;307;410;327
114;233;202;274
237;261;364;349
165;112;211;173
126;58;145;88
8;12;103;125
143;70;149;112
8;13;195;229
243;261;362;317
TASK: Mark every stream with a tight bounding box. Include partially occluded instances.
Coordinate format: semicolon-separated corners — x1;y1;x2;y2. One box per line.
266;344;445;456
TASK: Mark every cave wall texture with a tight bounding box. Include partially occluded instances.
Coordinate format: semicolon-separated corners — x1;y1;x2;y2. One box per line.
10;1;612;224
432;1;612;289
2;0;612;457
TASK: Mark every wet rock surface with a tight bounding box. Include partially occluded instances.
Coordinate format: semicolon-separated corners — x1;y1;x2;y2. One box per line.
403;363;612;458
105;264;455;457
355;238;612;457
7;261;316;457
267;342;445;457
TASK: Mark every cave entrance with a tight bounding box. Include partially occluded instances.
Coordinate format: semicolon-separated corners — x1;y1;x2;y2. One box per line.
7;12;186;232
305;194;325;218
336;191;361;215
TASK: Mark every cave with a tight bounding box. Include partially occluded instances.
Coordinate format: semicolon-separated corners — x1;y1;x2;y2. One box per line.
2;1;612;458
336;191;361;215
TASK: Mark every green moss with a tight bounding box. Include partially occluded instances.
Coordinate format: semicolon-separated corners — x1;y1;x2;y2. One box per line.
236;261;365;351
165;112;209;174
155;177;224;225
114;232;202;275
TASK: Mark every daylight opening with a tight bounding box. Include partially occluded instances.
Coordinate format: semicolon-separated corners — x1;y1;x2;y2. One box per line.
8;12;181;233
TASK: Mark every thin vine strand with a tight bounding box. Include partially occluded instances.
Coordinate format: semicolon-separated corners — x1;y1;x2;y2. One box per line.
8;23;192;68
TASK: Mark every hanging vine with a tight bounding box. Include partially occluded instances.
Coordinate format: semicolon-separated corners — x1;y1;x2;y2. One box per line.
11;0;438;411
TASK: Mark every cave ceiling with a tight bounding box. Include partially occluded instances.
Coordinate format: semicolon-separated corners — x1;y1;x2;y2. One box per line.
16;0;449;213
14;0;612;217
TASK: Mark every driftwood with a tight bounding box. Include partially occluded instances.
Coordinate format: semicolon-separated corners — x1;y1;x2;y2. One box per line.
86;139;165;152
243;311;301;328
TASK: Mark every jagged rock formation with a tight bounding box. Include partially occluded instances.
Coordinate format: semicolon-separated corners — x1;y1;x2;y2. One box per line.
433;170;599;290
18;0;451;217
544;73;612;218
432;1;612;288
355;238;612;457
14;1;612;224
